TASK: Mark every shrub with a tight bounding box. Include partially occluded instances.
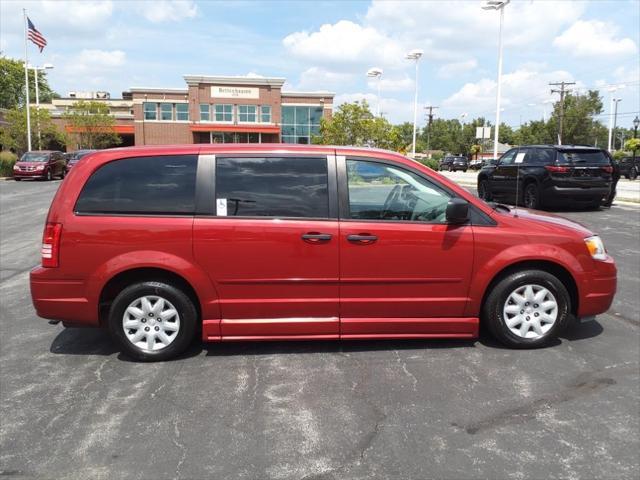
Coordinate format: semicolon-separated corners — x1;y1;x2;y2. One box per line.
417;158;440;170
0;151;18;177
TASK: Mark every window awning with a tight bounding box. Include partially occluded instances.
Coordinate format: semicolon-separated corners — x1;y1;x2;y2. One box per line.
190;124;280;134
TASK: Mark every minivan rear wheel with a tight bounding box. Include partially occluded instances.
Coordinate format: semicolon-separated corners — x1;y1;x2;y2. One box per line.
108;281;197;361
483;270;571;348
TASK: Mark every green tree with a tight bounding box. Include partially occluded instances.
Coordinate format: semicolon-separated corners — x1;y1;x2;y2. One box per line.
392;122;415;152
0;106;65;153
513;119;554;145
550;90;603;146
314;101;402;150
63;100;121;149
625;138;640;154
0;55;58;109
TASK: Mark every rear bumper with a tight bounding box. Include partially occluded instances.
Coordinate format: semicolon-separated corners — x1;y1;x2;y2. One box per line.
544;185;610;202
30;267;97;325
578;257;617;317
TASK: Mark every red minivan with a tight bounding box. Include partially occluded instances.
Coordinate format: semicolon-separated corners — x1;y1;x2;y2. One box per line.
30;145;617;361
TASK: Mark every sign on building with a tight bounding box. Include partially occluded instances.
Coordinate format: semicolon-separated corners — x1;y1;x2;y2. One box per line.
211;86;259;99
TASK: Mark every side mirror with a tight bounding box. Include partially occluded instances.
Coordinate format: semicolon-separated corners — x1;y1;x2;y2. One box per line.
446;198;469;224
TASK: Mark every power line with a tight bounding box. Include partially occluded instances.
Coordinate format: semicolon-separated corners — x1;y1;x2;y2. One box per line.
549;81;576;144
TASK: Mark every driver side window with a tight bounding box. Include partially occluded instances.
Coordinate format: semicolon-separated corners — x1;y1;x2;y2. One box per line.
498;149;518;165
346;159;451;223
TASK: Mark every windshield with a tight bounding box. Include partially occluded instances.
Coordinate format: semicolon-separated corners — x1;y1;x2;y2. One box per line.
557;150;609;165
20;152;49;162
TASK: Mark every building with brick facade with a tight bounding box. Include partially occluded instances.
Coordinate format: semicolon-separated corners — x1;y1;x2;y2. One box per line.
37;75;334;150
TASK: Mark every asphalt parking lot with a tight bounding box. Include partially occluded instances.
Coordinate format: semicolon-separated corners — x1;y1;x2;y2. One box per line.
1;179;639;480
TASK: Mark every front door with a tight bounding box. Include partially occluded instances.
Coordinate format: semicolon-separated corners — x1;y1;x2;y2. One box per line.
338;157;475;337
193;155;340;338
491;148;519;198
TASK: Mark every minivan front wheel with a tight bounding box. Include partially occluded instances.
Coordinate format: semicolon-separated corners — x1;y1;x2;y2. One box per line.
483;270;570;348
108;281;197;361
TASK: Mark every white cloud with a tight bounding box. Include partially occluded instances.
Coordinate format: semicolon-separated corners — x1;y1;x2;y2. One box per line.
553;20;638;58
442;66;584;121
368;75;414;92
333;92;414;124
139;0;198;23
283;20;405;69
55;49;126;89
437;59;478;79
296;67;355;91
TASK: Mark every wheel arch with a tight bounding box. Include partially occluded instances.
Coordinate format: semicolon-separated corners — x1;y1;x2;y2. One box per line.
98;267;202;326
479;260;579;318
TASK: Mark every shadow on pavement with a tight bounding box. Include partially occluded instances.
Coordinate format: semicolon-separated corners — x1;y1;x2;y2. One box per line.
49;318;604;361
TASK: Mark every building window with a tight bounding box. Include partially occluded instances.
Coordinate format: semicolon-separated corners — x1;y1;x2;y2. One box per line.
160;103;173;121
176;103;189;121
200;104;210;122
281;106;323;144
143;102;157;121
238;105;257;123
260;106;271;123
214;104;233;122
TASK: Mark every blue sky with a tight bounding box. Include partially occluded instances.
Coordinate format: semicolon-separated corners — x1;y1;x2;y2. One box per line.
1;0;638;128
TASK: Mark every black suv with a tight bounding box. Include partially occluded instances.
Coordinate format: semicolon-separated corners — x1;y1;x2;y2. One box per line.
439;155;468;172
618;156;638;180
477;145;613;209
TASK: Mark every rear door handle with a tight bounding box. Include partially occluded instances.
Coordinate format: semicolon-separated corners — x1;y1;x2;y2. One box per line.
301;232;332;243
347;234;378;245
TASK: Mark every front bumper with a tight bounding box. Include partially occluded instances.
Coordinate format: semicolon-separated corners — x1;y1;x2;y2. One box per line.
578;256;617;317
13;170;46;179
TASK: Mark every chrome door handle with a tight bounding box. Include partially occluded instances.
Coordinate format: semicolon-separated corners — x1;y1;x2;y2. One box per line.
301;233;332;243
347;234;378;244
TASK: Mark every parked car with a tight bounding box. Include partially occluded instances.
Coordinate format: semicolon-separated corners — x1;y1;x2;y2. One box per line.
477;145;613;210
469;158;484;170
30;144;616;361
439;155;469;172
65;149;97;173
13;151;66;181
618;156;638;180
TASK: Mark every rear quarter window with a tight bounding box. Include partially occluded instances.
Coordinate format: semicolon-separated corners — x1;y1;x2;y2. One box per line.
75;155;198;215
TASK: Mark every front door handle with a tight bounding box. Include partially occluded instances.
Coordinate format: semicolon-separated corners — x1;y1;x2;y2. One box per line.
347;234;378;245
301;232;332;243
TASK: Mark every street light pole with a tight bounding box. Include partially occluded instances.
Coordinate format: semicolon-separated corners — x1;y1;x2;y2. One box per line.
366;68;383;117
482;0;510;161
405;49;424;157
633;116;639;169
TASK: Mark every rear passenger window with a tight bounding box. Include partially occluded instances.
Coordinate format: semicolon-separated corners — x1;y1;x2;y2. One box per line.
216;157;329;218
527;148;555;164
75;155;197;214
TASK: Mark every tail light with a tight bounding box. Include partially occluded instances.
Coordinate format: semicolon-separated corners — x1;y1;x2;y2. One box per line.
602;165;613;173
41;222;62;268
545;165;569;173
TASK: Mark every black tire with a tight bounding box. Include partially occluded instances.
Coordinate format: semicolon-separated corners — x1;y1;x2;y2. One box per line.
108;281;197;361
483;269;571;349
630;168;638;181
14;177;21;181
478;178;493;201
60;169;66;179
45;170;52;181
448;165;454;172
523;182;541;209
463;169;467;173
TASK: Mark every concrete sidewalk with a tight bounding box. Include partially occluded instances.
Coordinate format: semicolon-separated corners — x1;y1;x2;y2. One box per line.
439;170;640;204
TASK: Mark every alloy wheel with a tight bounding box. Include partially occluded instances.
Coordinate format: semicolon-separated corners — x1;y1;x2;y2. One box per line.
122;295;181;351
503;284;558;339
524;184;538;208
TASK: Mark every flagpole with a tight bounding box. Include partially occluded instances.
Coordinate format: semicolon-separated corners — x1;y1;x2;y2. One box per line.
23;8;32;152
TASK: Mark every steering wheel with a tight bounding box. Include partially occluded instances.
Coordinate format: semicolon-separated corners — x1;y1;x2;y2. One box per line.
381;184;402;219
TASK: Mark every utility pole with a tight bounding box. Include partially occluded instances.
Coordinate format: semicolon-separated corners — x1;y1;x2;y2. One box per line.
612;98;622;150
424;105;438;153
549;81;575;145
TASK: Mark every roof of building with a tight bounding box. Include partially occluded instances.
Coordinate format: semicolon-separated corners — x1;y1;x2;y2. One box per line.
183;74;286;87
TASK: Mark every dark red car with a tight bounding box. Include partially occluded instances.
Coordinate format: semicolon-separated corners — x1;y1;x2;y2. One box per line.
64;149;97;174
30;144;617;361
13;150;66;181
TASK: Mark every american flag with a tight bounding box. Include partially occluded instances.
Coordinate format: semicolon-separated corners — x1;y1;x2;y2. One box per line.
27;17;47;52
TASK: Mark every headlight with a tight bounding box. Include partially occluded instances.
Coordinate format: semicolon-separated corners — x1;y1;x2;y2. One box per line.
35;165;45;170
585;235;607;261
13;165;19;170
